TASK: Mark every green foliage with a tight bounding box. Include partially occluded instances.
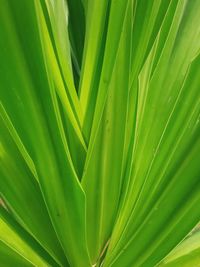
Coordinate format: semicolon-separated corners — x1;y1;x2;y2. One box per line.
0;0;200;266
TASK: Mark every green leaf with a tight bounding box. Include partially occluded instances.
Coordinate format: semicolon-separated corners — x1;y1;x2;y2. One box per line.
35;0;86;148
79;0;110;136
81;2;132;263
0;214;49;267
1;0;200;266
0;241;34;267
66;0;86;73
81;0;131;142
0;111;67;266
158;230;200;267
42;0;84;126
0;207;62;267
103;0;200;265
0;1;90;266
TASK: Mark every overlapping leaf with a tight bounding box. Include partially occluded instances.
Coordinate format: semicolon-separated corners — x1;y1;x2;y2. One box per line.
0;0;200;266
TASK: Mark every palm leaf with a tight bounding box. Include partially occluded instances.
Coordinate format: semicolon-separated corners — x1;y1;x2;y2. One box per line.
158;229;200;266
0;0;200;266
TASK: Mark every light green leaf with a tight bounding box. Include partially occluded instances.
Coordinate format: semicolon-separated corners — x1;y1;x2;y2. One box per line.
79;0;110;133
0;241;34;267
0;214;49;267
82;2;132;263
158;230;200;267
103;1;200;265
0;1;90;266
0;112;67;266
1;0;200;266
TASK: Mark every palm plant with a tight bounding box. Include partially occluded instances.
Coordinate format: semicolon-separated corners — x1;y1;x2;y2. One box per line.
0;0;200;266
